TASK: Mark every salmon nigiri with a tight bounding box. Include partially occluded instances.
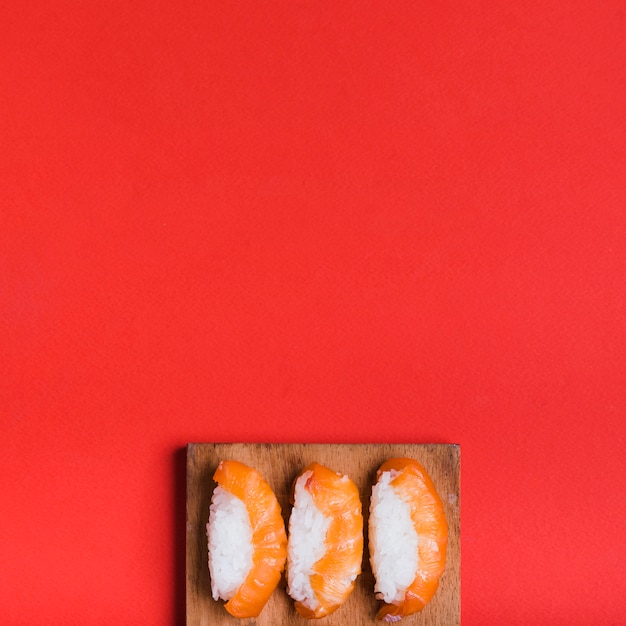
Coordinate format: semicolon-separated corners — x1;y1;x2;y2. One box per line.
369;458;448;621
287;462;363;619
206;460;287;618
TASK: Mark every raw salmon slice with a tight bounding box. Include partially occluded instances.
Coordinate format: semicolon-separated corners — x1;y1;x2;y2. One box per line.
287;462;363;619
369;457;448;621
207;460;287;618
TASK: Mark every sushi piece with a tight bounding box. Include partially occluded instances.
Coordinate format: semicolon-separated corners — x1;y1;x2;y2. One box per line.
206;460;287;618
369;458;448;622
287;462;363;619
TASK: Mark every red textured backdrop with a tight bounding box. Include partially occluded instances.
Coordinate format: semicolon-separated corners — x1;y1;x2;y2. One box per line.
2;1;625;624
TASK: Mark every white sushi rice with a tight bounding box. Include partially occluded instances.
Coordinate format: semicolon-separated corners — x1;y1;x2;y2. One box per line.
206;485;254;601
369;470;419;604
287;470;331;611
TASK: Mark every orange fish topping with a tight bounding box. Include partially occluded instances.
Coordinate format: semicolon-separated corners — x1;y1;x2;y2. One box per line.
292;462;363;619
212;460;287;618
373;458;448;622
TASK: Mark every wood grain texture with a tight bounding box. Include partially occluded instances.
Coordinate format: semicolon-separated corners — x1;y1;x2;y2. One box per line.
186;443;460;625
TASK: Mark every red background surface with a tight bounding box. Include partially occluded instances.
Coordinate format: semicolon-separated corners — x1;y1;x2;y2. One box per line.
2;1;625;624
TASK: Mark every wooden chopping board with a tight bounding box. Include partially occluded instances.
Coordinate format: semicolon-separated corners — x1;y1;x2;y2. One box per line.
186;443;460;625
